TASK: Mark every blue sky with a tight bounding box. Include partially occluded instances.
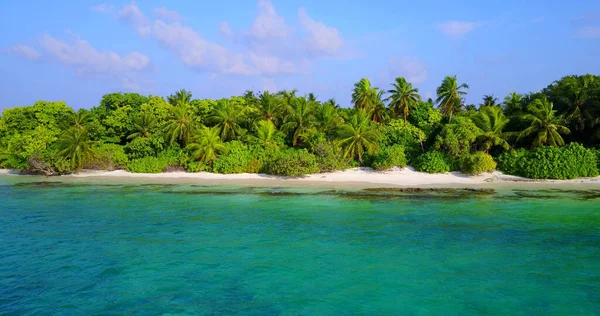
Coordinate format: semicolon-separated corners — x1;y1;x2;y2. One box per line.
1;0;599;110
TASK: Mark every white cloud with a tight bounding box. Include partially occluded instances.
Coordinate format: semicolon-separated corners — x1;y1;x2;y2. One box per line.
575;26;600;39
219;21;234;38
91;3;114;13
153;6;183;22
7;44;41;60
245;0;291;41
388;56;427;84
436;21;482;38
117;2;151;37
297;8;342;56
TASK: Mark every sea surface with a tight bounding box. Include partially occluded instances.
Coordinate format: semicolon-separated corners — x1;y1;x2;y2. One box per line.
1;176;599;315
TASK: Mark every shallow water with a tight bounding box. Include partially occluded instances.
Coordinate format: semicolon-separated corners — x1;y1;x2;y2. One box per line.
1;176;599;315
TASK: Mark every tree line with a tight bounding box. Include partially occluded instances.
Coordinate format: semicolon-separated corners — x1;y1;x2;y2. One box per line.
0;74;599;178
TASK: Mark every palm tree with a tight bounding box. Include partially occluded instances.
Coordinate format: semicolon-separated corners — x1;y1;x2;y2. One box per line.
481;95;498;107
352;78;377;110
127;112;157;140
518;97;571;148
369;90;389;123
324;98;340;109
186;126;227;164
315;101;343;137
336;109;381;163
58;128;96;170
167;89;193;106
63;109;92;131
278;89;298;107
436;75;469;122
258;91;284;124
252;120;279;148
307;93;318;103
209;100;242;141
503;92;524;116
165;103;195;146
472;106;510;152
282;97;315;146
562;77;595;132
386;77;421;121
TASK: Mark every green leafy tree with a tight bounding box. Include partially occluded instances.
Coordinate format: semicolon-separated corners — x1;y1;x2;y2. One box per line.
186;126;227;164
471;106;510;153
128;112;157;140
257;91;284;125
386;77;421;121
165;104;195;146
481;95;498;107
209;100;242;141
251;120;280;148
352;78;377;110
503;92;524;116
518;97;571;148
282;97;315;146
58;128;96;170
62;109;92;131
315;101;343;137
436;75;469;122
336;109;381;163
167;89;193;106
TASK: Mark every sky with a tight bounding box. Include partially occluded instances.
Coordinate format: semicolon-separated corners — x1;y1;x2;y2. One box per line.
1;0;600;110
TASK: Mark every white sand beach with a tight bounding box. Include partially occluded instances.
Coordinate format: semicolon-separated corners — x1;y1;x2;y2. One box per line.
3;167;600;188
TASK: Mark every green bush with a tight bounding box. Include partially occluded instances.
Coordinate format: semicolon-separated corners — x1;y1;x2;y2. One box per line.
380;119;425;163
460;151;496;175
412;151;451;174
268;149;320;176
310;140;349;172
85;143;128;170
124;137;163;159
372;145;407;171
497;143;598;179
212;141;252;174
126;157;171;173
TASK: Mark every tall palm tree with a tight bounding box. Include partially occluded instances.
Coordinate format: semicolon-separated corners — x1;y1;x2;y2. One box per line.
186;126;227;164
278;89;298;108
315;101;343;137
167;89;193;106
324;98;340;109
369;90;389;123
436;75;469;122
62;109;92;131
252;120;279;148
336;109;381;163
518;97;571;148
562;77;595;132
386;77;421;121
352;78;377;110
307;93;318;103
481;95;498;107
165;103;195;146
472;106;510;152
258;91;284;124
282;97;315;146
127;112;157;140
503;92;524;116
209;100;242;141
58;128;96;170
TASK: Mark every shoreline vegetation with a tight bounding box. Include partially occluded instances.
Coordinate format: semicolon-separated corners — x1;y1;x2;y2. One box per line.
2;74;600;184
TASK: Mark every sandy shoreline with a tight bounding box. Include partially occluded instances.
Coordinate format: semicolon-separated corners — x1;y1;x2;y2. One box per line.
2;167;600;189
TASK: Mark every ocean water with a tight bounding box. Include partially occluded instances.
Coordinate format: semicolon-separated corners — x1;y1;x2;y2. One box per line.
1;176;599;315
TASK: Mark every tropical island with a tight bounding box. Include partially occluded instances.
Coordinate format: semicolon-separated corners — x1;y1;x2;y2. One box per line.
1;74;599;185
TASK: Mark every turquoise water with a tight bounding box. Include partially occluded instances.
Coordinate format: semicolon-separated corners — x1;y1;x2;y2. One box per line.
1;176;600;315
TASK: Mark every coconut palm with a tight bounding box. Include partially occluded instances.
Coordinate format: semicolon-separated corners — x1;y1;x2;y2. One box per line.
472;106;510;152
186;126;227;164
336;109;381;163
58;128;96;170
369;90;389;123
257;91;284;124
167;89;193;106
518;97;571;148
315;101;343;137
503;92;524;116
282;97;315;146
324;98;340;109
308;93;318;103
62;109;92;131
251;120;279;148
481;95;498;107
127;112;157;140
562;77;596;132
386;77;421;121
165;103;195;146
352;78;377;110
436;75;469;122
209;100;242;141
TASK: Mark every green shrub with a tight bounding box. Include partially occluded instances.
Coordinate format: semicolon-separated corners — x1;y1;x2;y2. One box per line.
268;149;320;176
460;151;496;175
310;140;349;172
126;157;170;173
124;137;163;159
380;119;425;163
185;161;210;173
412;151;451;174
372;145;407;171
212;141;252;174
497;143;598;179
85;143;128;170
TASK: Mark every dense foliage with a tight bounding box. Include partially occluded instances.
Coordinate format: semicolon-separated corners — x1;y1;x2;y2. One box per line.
1;74;599;178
